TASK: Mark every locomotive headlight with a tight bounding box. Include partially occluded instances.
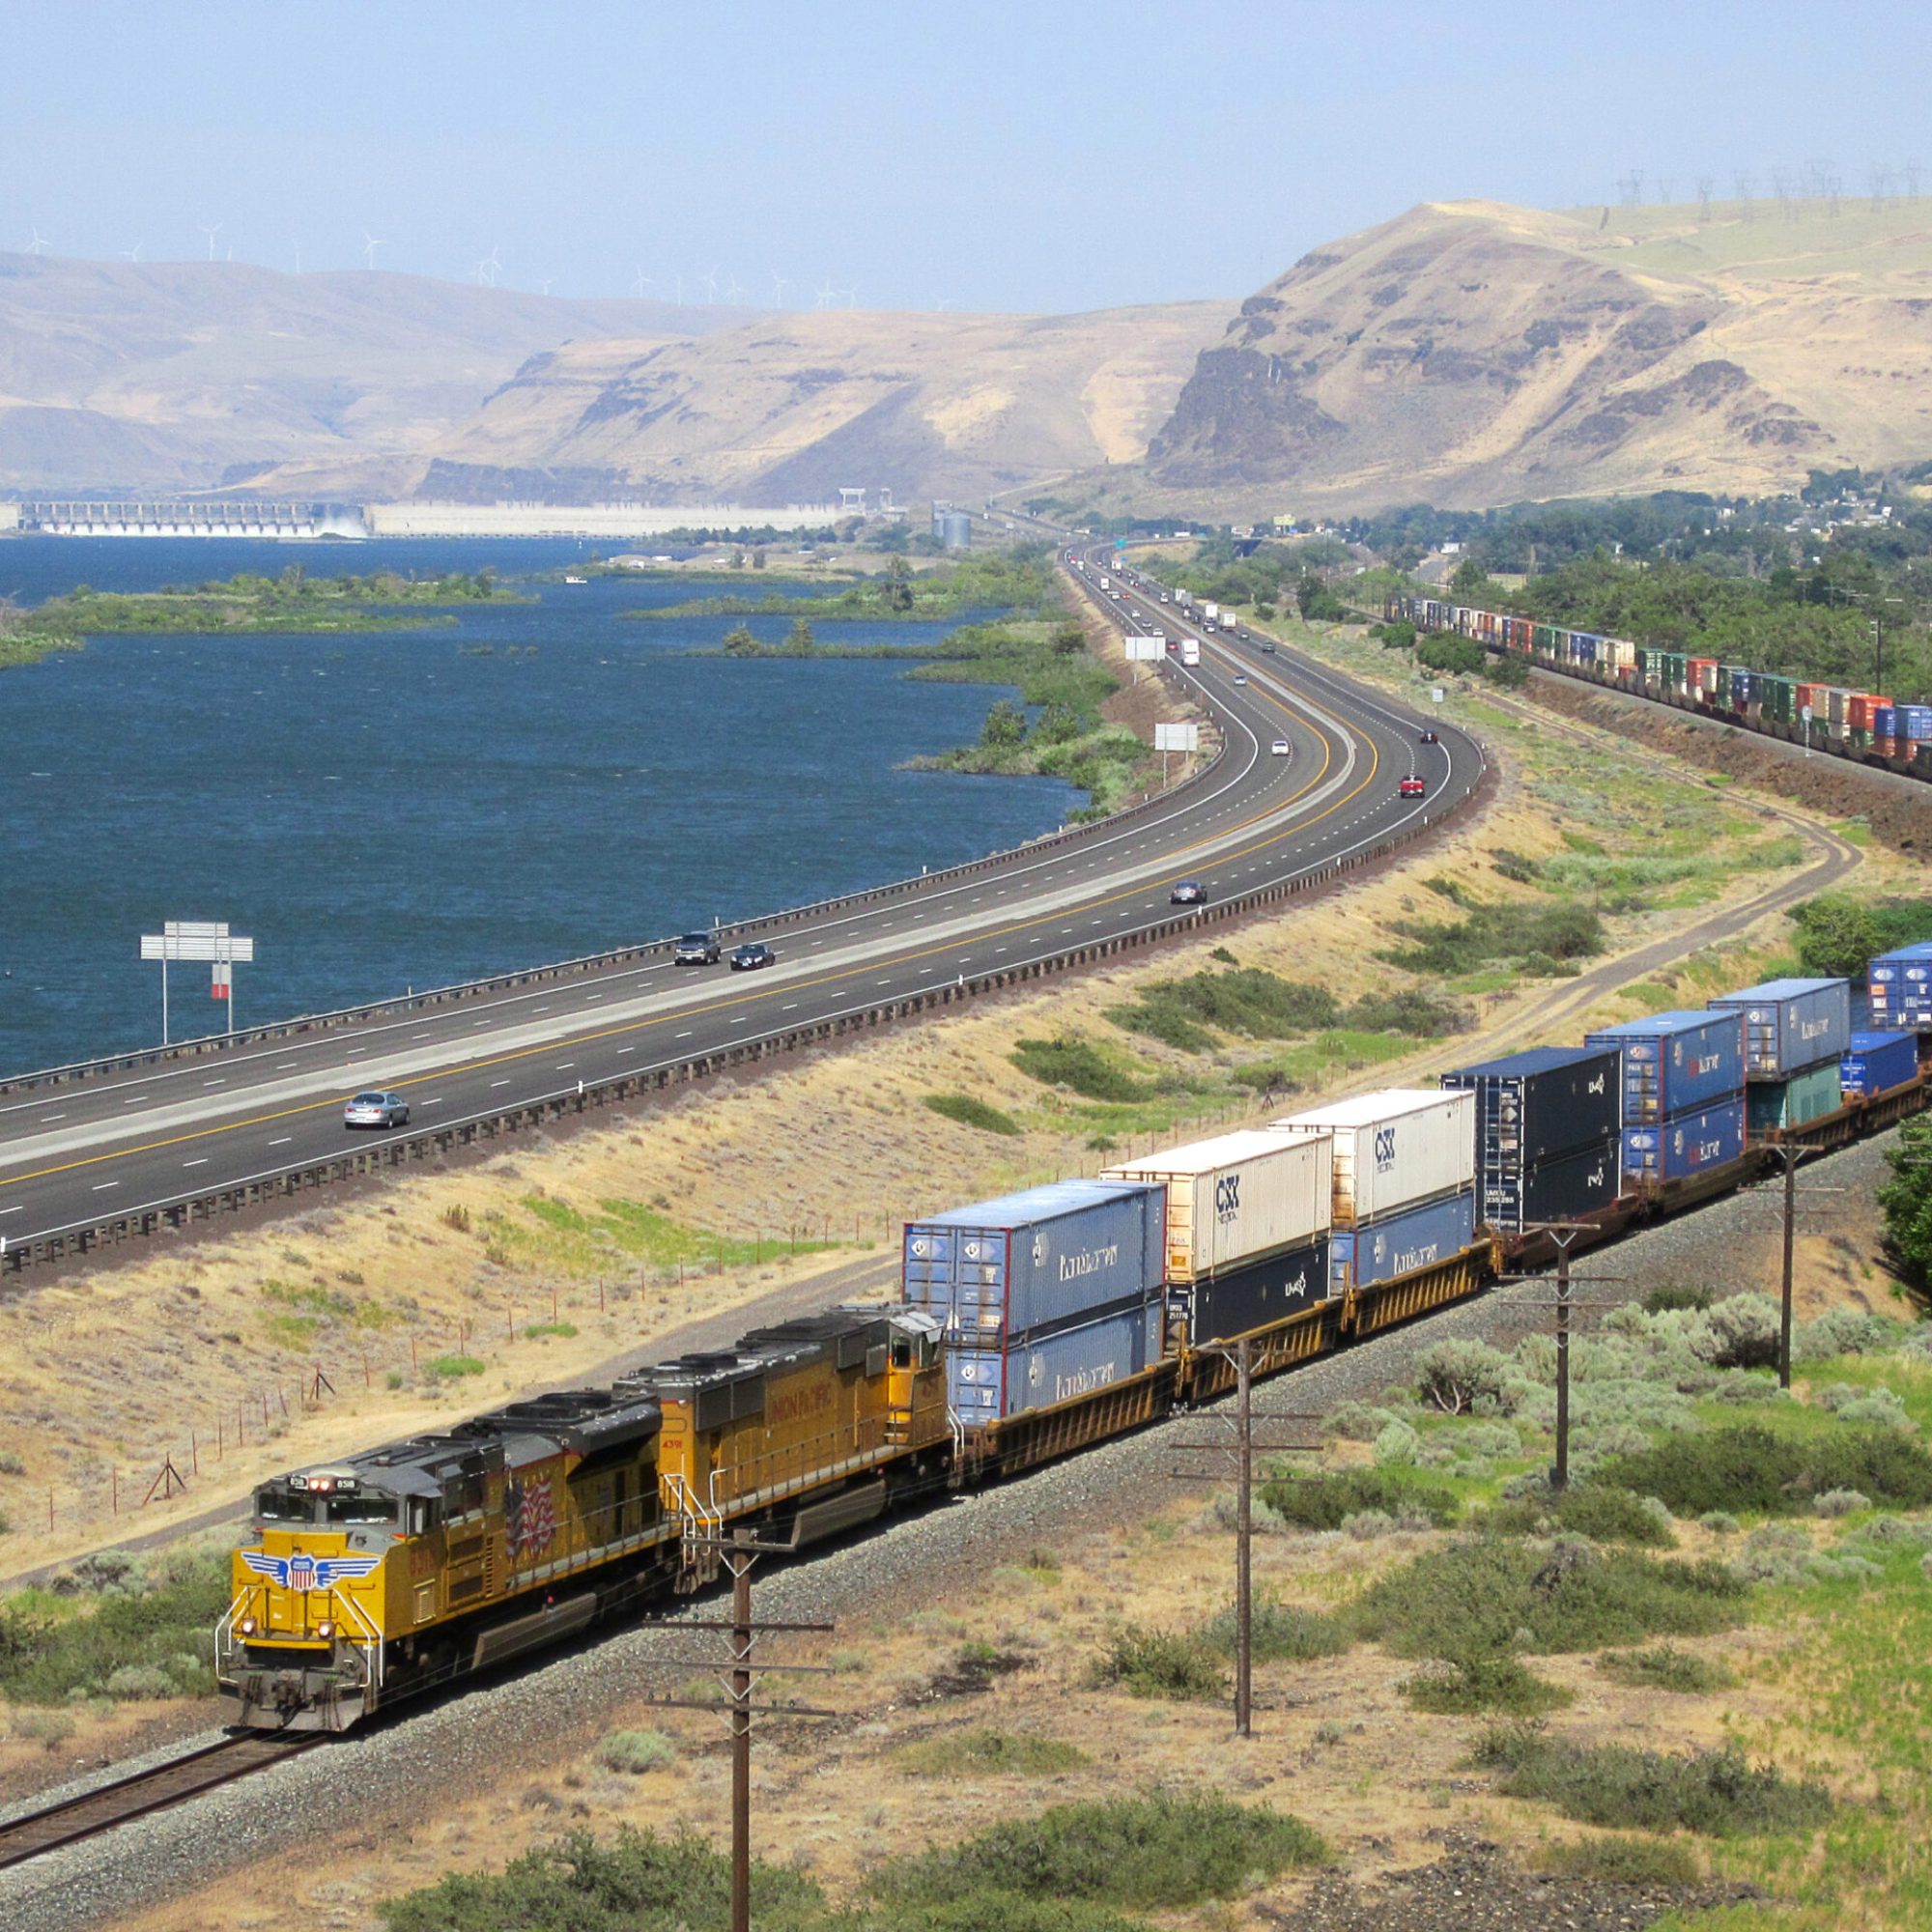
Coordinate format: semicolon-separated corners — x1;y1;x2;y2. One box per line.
239;1616;257;1635
316;1620;335;1639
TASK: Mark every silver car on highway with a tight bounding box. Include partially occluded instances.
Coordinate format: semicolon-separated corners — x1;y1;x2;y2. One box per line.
344;1090;410;1129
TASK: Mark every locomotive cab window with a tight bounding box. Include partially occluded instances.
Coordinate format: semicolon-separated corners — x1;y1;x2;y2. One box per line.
406;1497;440;1536
326;1493;396;1524
440;1471;485;1520
256;1487;312;1522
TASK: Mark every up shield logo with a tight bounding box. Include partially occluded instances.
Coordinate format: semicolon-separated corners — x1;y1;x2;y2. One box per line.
1033;1234;1049;1268
242;1551;382;1591
1214;1174;1240;1224
1373;1126;1397;1172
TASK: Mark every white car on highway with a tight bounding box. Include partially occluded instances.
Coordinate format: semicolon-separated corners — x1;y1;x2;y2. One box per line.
1271;738;1291;756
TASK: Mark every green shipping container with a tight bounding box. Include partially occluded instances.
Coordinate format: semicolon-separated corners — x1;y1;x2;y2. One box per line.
1764;677;1795;724
1747;1059;1844;1133
1715;666;1732;700
1636;647;1658;680
1533;624;1559;656
1663;653;1687;689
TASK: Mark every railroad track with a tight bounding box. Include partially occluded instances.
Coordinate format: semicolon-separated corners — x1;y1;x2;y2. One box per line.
0;1733;320;1872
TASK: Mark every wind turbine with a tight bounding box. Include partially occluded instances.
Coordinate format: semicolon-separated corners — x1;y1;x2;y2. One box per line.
120;242;143;263
814;280;836;309
843;286;859;309
700;266;720;303
538;275;554;297
930;291;952;312
362;232;385;270
673;272;684;305
26;226;48;256
724;273;746;305
200;221;222;262
630;266;656;297
770;269;789;307
475;245;501;289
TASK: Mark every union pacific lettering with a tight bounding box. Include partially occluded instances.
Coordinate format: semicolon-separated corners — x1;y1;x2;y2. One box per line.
1056;1241;1121;1283
764;1382;836;1427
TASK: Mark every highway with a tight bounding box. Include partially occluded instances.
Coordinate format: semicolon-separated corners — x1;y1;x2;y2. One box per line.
0;545;1485;1269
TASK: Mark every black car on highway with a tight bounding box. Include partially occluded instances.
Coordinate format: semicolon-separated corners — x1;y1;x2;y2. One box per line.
674;932;722;965
730;942;777;971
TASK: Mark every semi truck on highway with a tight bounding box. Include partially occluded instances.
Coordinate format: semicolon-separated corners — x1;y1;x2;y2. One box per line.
1180;639;1201;667
1201;601;1219;624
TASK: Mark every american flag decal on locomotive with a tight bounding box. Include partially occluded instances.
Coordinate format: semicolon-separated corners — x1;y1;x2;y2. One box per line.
505;1471;557;1560
241;1550;382;1590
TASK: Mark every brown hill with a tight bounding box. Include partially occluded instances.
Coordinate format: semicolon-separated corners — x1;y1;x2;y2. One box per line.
1117;198;1932;516
0;254;747;497
396;302;1233;506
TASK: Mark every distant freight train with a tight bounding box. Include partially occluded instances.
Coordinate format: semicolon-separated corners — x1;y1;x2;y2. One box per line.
1387;594;1932;783
220;972;1930;1734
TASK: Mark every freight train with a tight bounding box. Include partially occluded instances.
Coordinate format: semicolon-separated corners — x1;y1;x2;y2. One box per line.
219;972;1931;1733
1386;594;1932;783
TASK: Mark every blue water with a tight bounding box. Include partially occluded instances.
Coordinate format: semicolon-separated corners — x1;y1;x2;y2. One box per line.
0;538;1074;1075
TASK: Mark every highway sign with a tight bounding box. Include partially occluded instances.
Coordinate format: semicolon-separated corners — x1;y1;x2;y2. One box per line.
1154;723;1200;753
1123;635;1165;662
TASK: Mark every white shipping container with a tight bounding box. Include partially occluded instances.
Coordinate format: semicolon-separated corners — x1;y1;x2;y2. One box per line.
1269;1089;1474;1227
1104;1128;1331;1285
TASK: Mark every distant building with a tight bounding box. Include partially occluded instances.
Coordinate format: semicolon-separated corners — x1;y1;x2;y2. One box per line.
930;501;972;551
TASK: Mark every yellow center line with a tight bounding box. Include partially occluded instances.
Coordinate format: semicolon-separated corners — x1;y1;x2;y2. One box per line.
8;652;1387;1187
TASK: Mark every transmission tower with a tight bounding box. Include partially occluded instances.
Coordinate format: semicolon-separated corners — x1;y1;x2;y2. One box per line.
1617;169;1644;208
1696;176;1715;222
1733;170;1757;221
1905;158;1923;201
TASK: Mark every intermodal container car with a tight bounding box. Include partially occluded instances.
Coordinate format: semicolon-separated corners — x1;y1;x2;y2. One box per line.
1103;1128;1330;1286
1584;1009;1746;1124
1840;1029;1920;1097
902;1180;1164;1341
1709;979;1852;1076
1440;1045;1622;1165
1476;1135;1621;1234
1622;1098;1747;1184
948;1299;1165;1422
1186;1235;1331;1343
1269;1090;1474;1228
1329;1191;1477;1293
1746;1058;1847;1134
1867;944;1932;1033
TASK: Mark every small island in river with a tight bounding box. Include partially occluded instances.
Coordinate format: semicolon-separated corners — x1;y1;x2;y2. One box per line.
0;565;529;670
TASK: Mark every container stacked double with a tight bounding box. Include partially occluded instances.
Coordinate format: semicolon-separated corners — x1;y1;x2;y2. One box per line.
1438;1048;1623;1233
1267;1092;1476;1295
1585;1009;1747;1187
1709;979;1854;1135
1863;943;1932;1092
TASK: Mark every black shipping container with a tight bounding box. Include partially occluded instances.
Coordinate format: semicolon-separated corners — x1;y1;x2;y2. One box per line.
1443;1045;1623;1167
1185;1236;1329;1345
1477;1135;1622;1235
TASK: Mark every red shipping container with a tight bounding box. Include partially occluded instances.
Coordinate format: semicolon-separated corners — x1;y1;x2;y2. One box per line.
1848;694;1893;733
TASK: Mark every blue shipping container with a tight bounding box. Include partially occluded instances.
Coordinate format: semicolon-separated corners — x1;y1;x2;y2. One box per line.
1876;705;1898;738
1186;1236;1329;1346
1441;1044;1622;1164
903;1180;1165;1341
1867;944;1932;1032
1841;1029;1919;1097
1330;1191;1477;1293
1586;1009;1746;1123
1709;979;1852;1076
948;1299;1164;1422
1623;1098;1747;1184
1480;1136;1622;1234
1897;704;1932;741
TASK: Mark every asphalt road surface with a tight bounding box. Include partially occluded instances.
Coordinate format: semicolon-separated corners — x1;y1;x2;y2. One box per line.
0;545;1482;1259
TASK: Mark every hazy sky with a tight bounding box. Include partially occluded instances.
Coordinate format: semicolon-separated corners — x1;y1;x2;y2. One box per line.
4;0;1926;313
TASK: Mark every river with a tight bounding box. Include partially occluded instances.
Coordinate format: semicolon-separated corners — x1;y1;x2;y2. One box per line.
0;537;1075;1075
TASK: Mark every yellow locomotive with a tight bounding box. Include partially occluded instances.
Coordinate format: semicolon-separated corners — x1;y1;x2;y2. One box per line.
219;1304;948;1730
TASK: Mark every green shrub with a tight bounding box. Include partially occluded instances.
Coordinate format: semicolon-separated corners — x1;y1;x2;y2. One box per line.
1343;989;1463;1036
598;1728;677;1775
1535;1834;1702;1886
1404;1652;1573;1715
426;1353;486;1379
1473;1723;1831;1837
0;1547;232;1706
1481;1485;1676;1548
897;1728;1091;1776
923;1093;1023;1136
378;1825;820;1932
1413;1339;1518;1414
1353;1538;1745;1662
1601;1425;1932;1517
1011;1037;1152;1102
1107;997;1214;1054
1643;1283;1715;1315
1257;1466;1460;1531
868;1792;1327;1913
1597;1646;1735;1693
523;1321;579;1340
1197;1597;1350;1663
1090;1624;1225;1700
